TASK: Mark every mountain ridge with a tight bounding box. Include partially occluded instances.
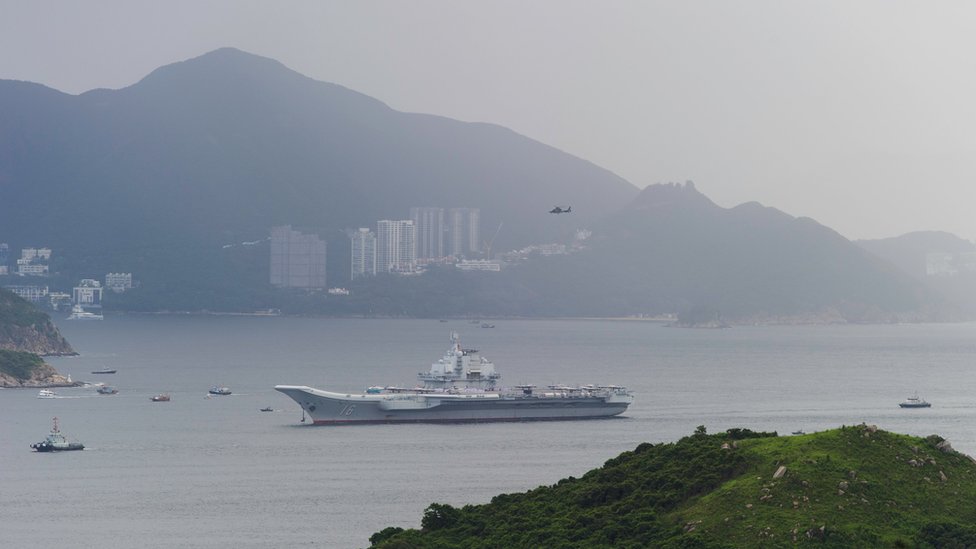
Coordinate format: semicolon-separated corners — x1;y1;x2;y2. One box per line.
0;49;953;319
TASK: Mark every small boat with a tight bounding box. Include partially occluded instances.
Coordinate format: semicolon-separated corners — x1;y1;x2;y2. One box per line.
480;323;495;328
31;417;84;452
96;385;118;395
208;386;232;396
37;389;57;399
260;407;274;412
91;368;117;374
151;394;171;402
899;393;931;408
67;304;103;320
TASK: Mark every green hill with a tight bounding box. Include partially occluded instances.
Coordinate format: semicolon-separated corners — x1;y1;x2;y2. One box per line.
0;288;74;355
370;425;976;548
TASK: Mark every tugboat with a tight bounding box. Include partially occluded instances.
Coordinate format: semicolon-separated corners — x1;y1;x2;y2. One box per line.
209;386;232;396
96;385;118;395
151;394;171;402
31;417;84;452
899;392;931;408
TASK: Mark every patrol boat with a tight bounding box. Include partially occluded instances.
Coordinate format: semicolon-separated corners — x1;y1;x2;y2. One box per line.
30;417;84;452
275;333;634;424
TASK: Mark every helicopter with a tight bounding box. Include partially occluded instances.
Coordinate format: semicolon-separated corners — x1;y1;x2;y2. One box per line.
549;206;572;214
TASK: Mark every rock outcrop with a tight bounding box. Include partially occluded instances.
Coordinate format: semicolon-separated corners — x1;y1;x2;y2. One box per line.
0;323;75;355
0;350;78;388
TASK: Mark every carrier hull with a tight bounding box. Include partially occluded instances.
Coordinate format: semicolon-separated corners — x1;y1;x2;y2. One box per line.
275;385;631;424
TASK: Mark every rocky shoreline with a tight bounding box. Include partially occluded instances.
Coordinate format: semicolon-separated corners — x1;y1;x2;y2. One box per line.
0;359;83;388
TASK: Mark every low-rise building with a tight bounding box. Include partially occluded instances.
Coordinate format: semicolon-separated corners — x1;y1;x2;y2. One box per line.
4;285;49;303
48;292;72;311
17;247;51;276
73;279;103;307
105;272;133;293
456;259;502;272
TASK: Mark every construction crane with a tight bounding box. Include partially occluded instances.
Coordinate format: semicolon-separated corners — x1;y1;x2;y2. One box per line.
483;222;503;260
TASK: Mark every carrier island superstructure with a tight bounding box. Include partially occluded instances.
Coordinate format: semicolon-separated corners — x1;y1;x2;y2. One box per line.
275;333;633;424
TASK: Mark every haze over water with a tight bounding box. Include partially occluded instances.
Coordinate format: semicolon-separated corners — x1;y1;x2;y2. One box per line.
3;316;976;547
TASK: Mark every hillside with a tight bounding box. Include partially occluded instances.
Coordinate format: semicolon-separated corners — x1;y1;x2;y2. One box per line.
371;425;976;548
0;349;74;388
104;183;944;320
857;231;976;279
857;232;976;315
0;47;637;294
501;182;938;322
0;289;74;355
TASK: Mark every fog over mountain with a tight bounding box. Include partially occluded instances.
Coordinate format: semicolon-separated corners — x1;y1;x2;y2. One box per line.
504;182;937;321
0;48;636;269
0;49;954;320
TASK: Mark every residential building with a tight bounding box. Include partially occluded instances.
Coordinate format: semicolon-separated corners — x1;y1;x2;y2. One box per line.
410;207;445;260
0;243;8;265
16;247;51;276
4;285;49;303
270;226;327;289
376;220;417;273
48;292;72;311
446;208;480;258
73;279;103;307
350;228;377;280
105;273;133;293
17;261;49;276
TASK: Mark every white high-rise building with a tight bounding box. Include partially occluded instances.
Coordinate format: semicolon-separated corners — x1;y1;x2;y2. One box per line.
350;228;377;280
410;207;445;260
270;226;327;289
447;208;480;258
376;220;417;273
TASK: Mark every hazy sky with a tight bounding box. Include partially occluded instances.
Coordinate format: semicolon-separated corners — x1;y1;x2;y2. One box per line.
3;1;975;241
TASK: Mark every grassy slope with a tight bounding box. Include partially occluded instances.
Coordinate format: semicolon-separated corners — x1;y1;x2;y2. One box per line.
371;426;976;548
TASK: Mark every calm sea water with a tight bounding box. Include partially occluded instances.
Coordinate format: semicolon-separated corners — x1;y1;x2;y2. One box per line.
3;316;976;547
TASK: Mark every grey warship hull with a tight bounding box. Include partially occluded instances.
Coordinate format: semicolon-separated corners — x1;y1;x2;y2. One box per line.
275;385;632;424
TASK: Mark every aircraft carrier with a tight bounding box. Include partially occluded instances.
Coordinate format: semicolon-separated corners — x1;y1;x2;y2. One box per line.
275;333;633;424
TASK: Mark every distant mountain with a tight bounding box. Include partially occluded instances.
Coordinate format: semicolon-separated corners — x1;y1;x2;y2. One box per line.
0;48;637;290
504;183;938;321
856;231;976;279
0;50;950;319
857;232;976;315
